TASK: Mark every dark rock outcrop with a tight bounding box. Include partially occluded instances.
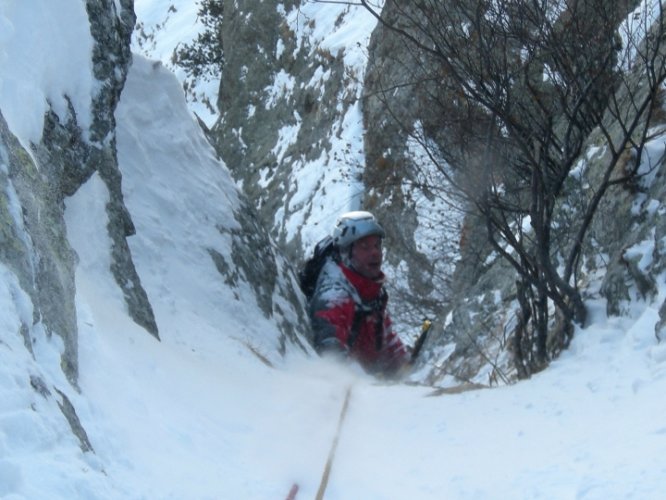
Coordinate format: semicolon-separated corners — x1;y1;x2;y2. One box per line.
1;0;156;387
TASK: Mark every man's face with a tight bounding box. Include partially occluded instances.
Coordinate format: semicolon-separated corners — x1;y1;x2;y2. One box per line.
350;235;383;279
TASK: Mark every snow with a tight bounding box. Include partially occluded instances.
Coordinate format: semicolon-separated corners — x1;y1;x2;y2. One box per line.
0;0;94;145
278;1;381;249
618;0;664;70
132;0;217;126
1;1;666;499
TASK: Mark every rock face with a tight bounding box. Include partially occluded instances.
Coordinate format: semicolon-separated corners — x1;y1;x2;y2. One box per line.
1;0;152;387
1;111;80;383
2;0;314;452
84;0;159;342
361;2;466;331
209;1;452;337
0;0;151;453
403;8;666;385
208;195;312;353
2;0;313;393
3;0;661;403
212;1;374;252
208;0;666;385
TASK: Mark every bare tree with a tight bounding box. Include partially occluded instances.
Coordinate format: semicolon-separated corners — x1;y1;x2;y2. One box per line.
341;0;666;376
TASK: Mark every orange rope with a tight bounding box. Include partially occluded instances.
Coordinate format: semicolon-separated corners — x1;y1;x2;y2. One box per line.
315;385;353;500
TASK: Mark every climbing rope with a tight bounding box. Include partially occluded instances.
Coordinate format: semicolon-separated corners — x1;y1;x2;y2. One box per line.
315;385;353;500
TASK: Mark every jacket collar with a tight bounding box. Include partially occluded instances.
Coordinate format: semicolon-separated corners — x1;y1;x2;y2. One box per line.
339;263;385;301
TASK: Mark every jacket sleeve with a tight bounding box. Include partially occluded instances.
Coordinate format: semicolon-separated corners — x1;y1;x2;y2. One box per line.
309;261;354;355
310;293;356;355
308;259;357;355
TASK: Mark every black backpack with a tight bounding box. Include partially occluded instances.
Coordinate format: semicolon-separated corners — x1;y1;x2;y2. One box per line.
298;236;340;301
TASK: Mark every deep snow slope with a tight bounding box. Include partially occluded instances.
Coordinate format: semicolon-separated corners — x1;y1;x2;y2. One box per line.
115;54;312;365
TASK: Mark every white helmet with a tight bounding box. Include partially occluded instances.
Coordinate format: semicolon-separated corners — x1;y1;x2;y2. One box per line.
332;211;385;248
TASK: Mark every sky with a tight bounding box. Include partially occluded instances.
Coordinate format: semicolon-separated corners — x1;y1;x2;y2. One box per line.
1;0;666;499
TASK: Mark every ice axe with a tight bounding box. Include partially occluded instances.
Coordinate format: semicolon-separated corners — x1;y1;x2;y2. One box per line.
411;318;432;362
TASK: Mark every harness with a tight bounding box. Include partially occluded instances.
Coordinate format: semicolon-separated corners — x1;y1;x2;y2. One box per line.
347;288;388;352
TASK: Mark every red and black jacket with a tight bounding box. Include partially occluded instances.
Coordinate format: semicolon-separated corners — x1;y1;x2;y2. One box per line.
309;259;408;375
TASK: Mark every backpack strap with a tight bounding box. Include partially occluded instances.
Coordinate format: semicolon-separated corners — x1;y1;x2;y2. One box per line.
347;309;366;350
299;236;340;300
346;288;388;351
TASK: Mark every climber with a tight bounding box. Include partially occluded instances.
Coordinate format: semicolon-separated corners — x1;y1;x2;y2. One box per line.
306;210;410;376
